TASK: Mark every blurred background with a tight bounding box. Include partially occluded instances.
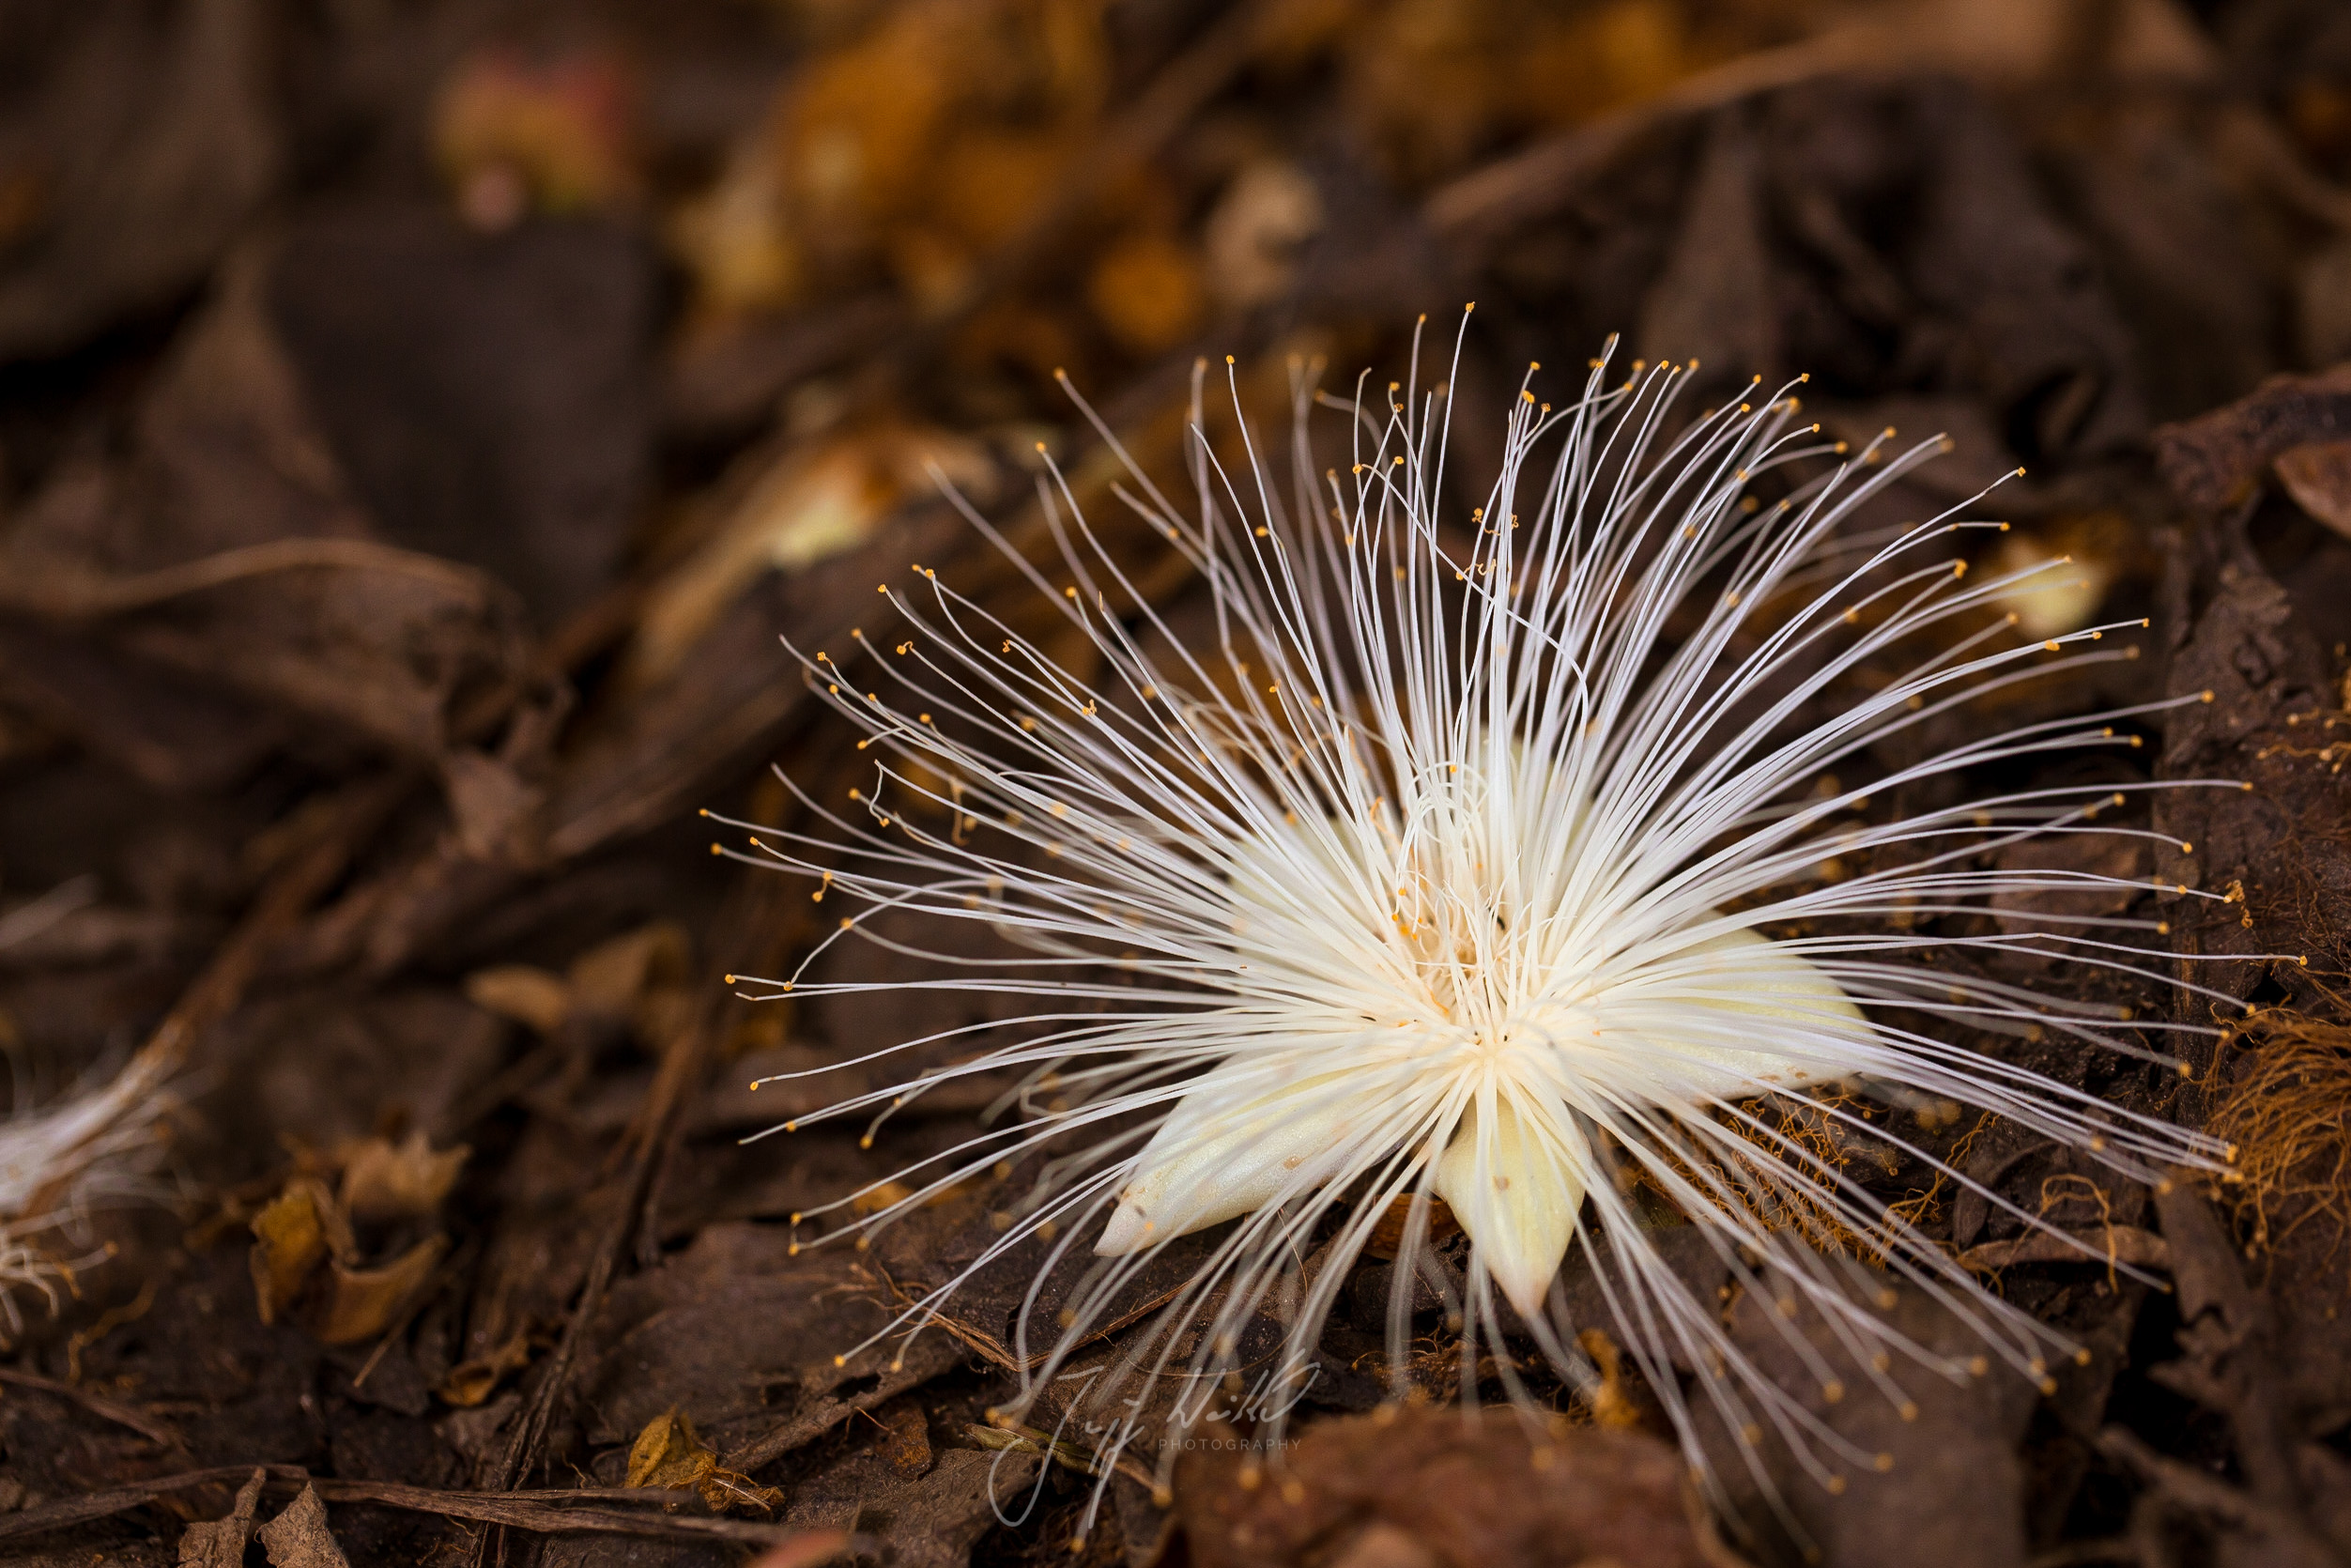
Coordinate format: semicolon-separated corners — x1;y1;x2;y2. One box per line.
5;0;2351;1563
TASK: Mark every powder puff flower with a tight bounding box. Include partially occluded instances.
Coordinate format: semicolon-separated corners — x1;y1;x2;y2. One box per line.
715;325;2254;1531
0;1039;176;1340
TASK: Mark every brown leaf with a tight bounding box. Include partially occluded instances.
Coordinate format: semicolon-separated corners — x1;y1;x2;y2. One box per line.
626;1407;783;1514
254;1484;352;1568
268;202;653;627
441;748;545;864
438;1329;535;1409
1692;1279;2039;1568
566;920;691;1028
784;1448;1037;1568
0;245;537;761
1174;1408;1726;1568
176;1468;266;1567
314;1234;448;1346
2276;439;2351;539
586;1224;967;1469
249;1177;347;1325
338;1130;469;1225
462;964;573;1034
0;0;279;360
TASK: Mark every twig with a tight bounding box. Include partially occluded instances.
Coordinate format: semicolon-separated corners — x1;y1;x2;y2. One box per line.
0;1365;179;1447
0;1464;857;1551
1423;33;1868;243
1958;1225;2173;1274
0;538;499;622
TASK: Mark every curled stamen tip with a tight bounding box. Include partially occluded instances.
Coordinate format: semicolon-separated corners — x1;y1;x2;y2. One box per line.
2038;1377;2058;1395
710;844;723;855
1898;1402;1919;1422
1826;1476;1848;1495
833;1355;847;1367
1874;1453;1895;1472
2075;1348;2093;1366
2202;690;2216;702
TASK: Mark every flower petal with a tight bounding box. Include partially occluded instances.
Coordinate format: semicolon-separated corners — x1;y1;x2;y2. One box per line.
1096;1068;1358;1255
1624;925;1867;1100
1435;1093;1586;1318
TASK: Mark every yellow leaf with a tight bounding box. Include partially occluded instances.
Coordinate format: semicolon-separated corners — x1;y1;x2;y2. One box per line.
248;1178;346;1325
627;1407;785;1514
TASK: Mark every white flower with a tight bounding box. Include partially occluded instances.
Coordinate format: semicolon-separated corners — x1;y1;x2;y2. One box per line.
0;1042;176;1340
718;329;2251;1528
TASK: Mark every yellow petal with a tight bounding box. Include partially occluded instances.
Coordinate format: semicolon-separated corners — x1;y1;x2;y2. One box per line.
1637;925;1866;1099
1435;1095;1585;1318
1096;1070;1355;1255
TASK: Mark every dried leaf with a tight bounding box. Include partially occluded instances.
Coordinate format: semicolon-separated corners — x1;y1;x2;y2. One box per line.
176;1468;266;1567
1088;231;1206;355
313;1233;447;1345
1204;161;1323;310
268;203;654;627
626;1406;715;1489
0;0;279;360
0;245;538;760
248;1177;346;1325
784;1448;1037;1568
438;1329;534;1408
441;749;545;864
626;1407;784;1514
567;921;692;1023
338;1130;469;1224
462;964;573;1034
2276;439;2351;538
254;1484;352;1568
1692;1279;2038;1568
